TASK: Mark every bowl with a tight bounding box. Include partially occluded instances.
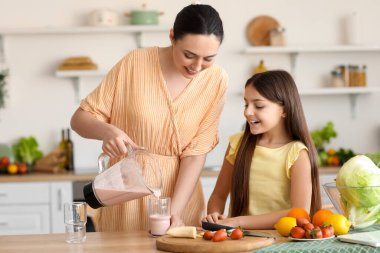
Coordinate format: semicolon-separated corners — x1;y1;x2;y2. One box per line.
323;182;380;229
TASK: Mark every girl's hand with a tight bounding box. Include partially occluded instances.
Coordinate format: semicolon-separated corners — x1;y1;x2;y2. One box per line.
203;212;226;223
170;214;185;228
216;217;235;228
102;125;139;158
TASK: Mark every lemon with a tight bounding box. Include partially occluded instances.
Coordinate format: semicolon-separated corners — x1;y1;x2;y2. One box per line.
325;214;351;235
274;217;297;237
7;163;18;174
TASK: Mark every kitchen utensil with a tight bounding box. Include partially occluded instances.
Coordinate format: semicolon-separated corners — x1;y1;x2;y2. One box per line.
88;9;120;27
202;221;279;239
125;4;164;25
246;15;280;46
156;235;275;253
83;145;162;209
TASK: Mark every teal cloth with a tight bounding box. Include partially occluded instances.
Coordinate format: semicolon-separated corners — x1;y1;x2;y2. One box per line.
254;225;380;253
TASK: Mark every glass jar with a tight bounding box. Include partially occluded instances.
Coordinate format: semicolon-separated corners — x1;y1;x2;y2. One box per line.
330;70;345;87
270;27;286;46
355;65;367;87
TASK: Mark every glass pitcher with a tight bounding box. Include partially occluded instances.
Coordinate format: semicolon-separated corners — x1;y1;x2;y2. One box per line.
83;145;162;209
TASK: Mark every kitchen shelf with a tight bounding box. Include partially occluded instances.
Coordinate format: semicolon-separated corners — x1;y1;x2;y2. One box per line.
55;70;107;102
243;45;380;119
0;25;169;48
244;45;380;77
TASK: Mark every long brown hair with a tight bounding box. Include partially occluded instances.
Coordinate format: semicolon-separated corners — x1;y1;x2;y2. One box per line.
230;70;321;217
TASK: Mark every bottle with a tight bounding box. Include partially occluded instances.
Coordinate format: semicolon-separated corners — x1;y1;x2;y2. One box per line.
59;129;67;170
66;128;74;172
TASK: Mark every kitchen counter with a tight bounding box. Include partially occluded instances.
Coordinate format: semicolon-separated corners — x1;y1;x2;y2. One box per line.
1;226;379;253
0;166;339;183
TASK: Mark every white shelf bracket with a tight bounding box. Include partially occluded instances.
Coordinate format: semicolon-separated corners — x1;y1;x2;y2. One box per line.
349;94;358;119
72;77;81;103
135;32;143;48
290;52;299;80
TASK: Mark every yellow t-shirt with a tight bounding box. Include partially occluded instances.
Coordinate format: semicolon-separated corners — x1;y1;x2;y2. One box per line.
226;132;308;215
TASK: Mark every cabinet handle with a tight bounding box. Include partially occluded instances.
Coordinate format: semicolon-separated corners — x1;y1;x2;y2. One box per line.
0;222;9;227
57;189;62;211
0;193;8;197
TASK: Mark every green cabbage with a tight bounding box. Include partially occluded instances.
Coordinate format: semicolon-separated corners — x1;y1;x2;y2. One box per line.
336;154;380;228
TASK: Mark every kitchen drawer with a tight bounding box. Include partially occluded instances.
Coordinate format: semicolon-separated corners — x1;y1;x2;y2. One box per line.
0;182;50;204
0;204;50;235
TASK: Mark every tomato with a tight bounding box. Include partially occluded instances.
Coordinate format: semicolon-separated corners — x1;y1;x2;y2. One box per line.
17;163;28;174
0;156;10;168
322;225;334;238
290;226;305;239
203;231;214;240
230;228;244;240
212;229;227;242
296;217;310;227
303;222;314;231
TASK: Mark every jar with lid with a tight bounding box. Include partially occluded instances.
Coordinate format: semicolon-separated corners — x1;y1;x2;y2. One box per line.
338;65;349;87
330;70;345;87
355;65;367;86
270;27;286;46
349;65;358;86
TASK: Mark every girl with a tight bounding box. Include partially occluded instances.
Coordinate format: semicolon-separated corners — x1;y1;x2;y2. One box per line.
71;4;227;231
204;70;321;229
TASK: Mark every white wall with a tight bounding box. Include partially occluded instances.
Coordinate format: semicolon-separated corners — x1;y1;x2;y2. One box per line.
0;0;379;172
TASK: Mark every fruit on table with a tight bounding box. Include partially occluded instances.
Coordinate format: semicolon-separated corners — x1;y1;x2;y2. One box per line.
325;214;351;235
321;225;334;238
0;156;10;168
312;209;334;227
17;162;28;174
296;217;310;227
290;226;305;239
202;231;214;240
212;229;227;242
287;207;310;221
7;163;18;174
305;226;322;239
274;217;297;236
166;226;197;239
230;228;244;240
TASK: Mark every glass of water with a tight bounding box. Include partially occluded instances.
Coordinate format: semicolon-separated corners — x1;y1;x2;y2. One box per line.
64;202;87;243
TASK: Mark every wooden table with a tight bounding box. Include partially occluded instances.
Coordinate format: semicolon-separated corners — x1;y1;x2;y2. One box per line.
0;230;284;253
0;231;166;253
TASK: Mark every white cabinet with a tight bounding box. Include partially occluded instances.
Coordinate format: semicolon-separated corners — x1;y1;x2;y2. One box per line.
50;181;73;233
0;181;72;235
243;45;380;119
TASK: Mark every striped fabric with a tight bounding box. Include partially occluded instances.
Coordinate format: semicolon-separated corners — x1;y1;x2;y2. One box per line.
80;47;228;232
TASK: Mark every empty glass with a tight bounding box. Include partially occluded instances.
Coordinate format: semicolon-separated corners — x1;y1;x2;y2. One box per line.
64;202;87;243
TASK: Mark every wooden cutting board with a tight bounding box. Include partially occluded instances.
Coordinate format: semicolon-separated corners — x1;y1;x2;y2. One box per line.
156;235;275;253
246;15;280;46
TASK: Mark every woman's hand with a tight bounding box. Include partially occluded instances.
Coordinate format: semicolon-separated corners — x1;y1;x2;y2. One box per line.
202;212;227;223
170;214;185;228
102;125;139;158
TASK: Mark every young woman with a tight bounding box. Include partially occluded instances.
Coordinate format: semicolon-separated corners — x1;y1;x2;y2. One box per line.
71;4;228;231
204;70;321;229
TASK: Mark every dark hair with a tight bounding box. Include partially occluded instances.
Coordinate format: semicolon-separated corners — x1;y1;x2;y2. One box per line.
173;4;224;43
230;70;321;217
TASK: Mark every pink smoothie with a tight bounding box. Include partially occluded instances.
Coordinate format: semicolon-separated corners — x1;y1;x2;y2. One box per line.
150;214;171;236
95;187;151;206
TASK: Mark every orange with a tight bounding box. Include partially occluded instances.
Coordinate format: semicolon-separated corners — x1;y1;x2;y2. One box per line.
287;208;310;221
312;209;334;227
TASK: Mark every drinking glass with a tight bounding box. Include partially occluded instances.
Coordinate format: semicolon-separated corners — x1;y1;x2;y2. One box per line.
64;202;87;243
148;197;171;236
